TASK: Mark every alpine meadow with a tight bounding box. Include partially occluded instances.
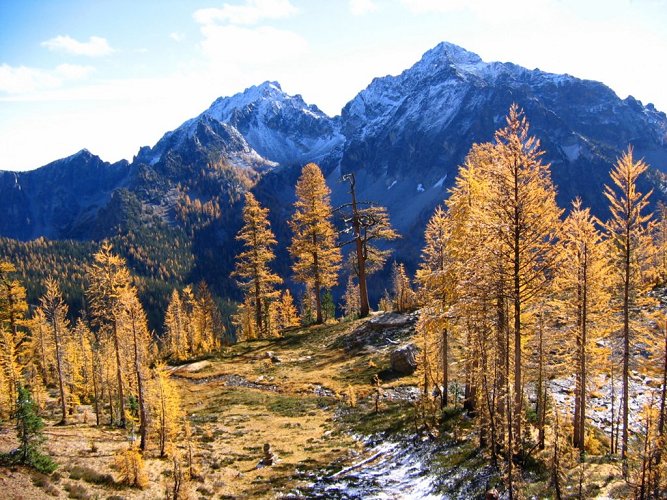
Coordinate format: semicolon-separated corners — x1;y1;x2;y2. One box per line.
2;1;667;498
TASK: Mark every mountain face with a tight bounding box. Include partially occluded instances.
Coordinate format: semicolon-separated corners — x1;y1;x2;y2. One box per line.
334;43;667;233
2;41;667;307
135;81;344;169
0;150;131;240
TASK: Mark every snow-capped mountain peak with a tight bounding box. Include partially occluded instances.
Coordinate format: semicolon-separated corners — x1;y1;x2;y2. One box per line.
2;39;667;283
139;80;343;168
420;41;483;67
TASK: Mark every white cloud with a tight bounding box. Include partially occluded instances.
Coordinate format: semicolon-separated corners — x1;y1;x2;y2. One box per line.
193;0;308;86
0;63;94;94
41;35;114;57
400;0;545;21
169;32;186;42
55;64;95;80
400;0;462;13
0;65;59;94
349;0;378;16
193;0;298;26
199;24;307;65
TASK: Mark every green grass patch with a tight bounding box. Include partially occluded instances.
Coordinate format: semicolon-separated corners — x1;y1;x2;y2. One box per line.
340;400;414;436
336;355;388;386
431;440;484;473
67;465;114;486
208;385;330;418
267;394;320;417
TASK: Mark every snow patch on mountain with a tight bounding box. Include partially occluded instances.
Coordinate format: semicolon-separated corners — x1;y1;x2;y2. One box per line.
433;175;447;189
203;81;344;166
561;143;581;162
140;81;344;168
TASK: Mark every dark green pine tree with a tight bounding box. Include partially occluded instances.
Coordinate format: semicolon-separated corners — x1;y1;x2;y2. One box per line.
14;384;56;473
321;291;335;322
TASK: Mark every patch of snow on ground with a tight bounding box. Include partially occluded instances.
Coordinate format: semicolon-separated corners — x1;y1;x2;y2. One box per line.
313;439;439;499
549;371;658;435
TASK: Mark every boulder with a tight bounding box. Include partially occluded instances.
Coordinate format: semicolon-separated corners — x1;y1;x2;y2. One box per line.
265;351;282;363
391;343;418;375
369;312;413;330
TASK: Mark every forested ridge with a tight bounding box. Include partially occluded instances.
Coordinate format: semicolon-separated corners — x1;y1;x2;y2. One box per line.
2;106;667;498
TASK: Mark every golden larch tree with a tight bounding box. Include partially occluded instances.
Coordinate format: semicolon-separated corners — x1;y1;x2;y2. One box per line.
164;289;186;360
123;288;153;450
72;318;101;425
289;163;342;324
195;281;222;352
487;104;562;452
181;286;197;357
555;199;611;449
341;276;360;320
150;363;183;458
604;147;656;476
232;193;282;338
0;261;29;418
391;262;416;313
28;308;52;390
275;289;300;330
39;278;71;425
416;206;457;406
86;242;133;428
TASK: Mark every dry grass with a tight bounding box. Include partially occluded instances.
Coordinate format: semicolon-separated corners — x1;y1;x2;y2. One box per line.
2;316;630;498
0;318;397;498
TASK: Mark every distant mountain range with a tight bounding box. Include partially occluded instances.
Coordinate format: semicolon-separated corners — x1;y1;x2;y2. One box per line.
2;41;666;312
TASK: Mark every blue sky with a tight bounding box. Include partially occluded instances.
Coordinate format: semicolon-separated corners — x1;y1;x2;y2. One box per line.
1;0;666;171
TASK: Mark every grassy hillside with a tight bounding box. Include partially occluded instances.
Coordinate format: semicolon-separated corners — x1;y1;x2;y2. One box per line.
0;314;632;499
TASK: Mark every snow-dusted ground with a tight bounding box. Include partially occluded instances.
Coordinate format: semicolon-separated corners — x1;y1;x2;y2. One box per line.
306;432;498;499
311;439;438;499
549;370;660;435
303;372;659;499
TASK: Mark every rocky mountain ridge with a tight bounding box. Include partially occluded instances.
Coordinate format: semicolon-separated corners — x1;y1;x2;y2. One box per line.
1;41;666;304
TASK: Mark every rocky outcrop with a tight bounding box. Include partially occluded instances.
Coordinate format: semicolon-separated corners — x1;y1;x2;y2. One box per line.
390;344;419;375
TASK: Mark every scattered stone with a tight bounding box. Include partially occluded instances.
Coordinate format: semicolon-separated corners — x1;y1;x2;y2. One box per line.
391;343;419;375
173;372;279;391
485;487;499;499
382;386;421;401
335;312;419;352
312;384;336;397
257;443;275;468
266;351;282;363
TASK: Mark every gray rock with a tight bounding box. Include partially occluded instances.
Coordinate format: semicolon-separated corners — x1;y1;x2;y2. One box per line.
391;344;419;375
369;312;414;329
265;351;282;363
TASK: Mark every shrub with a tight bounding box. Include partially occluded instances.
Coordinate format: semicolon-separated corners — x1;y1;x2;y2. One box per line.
30;470;58;495
347;385;357;408
63;481;91;499
114;447;148;489
68;465;114;485
584;431;607;455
